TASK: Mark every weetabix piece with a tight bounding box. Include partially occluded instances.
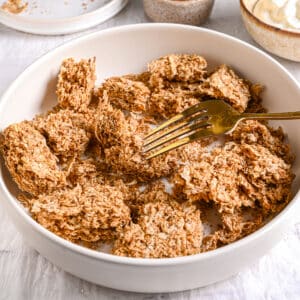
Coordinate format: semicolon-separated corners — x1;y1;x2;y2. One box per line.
99;76;150;113
0;121;66;196
34;109;91;160
27;183;131;244
56;57;96;111
200;65;251;112
148;54;207;88
113;199;203;258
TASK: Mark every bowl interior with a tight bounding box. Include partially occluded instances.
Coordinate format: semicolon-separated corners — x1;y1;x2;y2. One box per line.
1;24;300;251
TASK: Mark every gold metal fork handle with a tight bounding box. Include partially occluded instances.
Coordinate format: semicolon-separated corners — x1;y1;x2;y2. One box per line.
241;111;300;120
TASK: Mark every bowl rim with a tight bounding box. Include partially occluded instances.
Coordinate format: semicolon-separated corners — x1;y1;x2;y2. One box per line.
0;23;300;267
240;0;300;37
0;0;126;24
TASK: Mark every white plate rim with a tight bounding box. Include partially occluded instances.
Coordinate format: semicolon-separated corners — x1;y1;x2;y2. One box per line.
0;0;128;35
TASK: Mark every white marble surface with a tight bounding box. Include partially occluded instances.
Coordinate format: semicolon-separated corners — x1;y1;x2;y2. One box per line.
0;0;300;299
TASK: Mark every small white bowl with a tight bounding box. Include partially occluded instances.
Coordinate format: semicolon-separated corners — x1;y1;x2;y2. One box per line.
0;24;300;293
240;0;300;62
143;0;214;25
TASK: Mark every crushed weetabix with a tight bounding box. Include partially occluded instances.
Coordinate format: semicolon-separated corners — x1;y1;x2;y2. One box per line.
0;54;294;258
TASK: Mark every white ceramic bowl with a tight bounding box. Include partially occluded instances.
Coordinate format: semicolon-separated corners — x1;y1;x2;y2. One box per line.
0;24;300;293
240;0;300;62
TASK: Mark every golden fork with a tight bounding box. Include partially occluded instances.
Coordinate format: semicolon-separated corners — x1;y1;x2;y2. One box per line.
143;100;300;159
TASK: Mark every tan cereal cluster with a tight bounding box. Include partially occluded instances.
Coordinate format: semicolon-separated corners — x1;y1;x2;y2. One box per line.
34;109;92;160
95;95;181;181
199;64;251;112
56;57;96;111
113;185;203;258
172;141;294;250
1;0;28;14
99;77;150;113
0;54;295;258
23;183;131;244
148;54;207;87
0;121;66;196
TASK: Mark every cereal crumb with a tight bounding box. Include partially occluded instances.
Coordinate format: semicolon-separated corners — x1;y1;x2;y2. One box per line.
56;58;96;111
113;199;202;258
200;65;251;112
148;54;207;88
99;76;150;113
1;0;28;14
0;121;65;196
149;85;200;119
34;109;91;160
0;54;295;258
23;183;131;244
172;142;293;215
95;96;180;181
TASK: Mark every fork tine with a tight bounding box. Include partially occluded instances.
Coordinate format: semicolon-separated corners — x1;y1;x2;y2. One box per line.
144;120;209;152
144;113;208;147
144;102;209;139
146;128;213;159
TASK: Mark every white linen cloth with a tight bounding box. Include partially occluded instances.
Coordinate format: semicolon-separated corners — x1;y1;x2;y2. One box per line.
0;0;300;299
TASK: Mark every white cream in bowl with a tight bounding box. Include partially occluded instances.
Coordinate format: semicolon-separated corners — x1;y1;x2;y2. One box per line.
253;0;300;30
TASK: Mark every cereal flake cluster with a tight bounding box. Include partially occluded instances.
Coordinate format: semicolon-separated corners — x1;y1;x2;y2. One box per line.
0;54;294;258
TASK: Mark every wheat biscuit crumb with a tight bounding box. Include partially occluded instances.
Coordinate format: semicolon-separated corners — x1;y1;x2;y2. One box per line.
172;142;293;215
229;120;295;164
56;58;96;111
200;65;251;112
23;183;131;244
1;0;27;14
149;87;200;119
1;121;65;196
0;54;295;258
34;109;91;160
95;96;180;181
113;199;203;258
148;54;207;88
202;208;264;251
99;77;150;113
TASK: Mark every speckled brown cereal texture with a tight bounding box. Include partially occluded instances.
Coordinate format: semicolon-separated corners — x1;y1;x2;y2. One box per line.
0;55;295;258
113;199;203;258
149;87;200;119
148;54;208;88
199;64;251;112
99;77;150;113
34;109;91;160
1;0;27;14
23;183;131;244
202;208;264;251
0;121;66;196
172;142;293;215
228;120;295;164
95;96;181;181
66;157;107;187
56;58;96;111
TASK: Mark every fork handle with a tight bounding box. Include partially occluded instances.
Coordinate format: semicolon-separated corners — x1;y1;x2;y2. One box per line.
241;111;300;120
